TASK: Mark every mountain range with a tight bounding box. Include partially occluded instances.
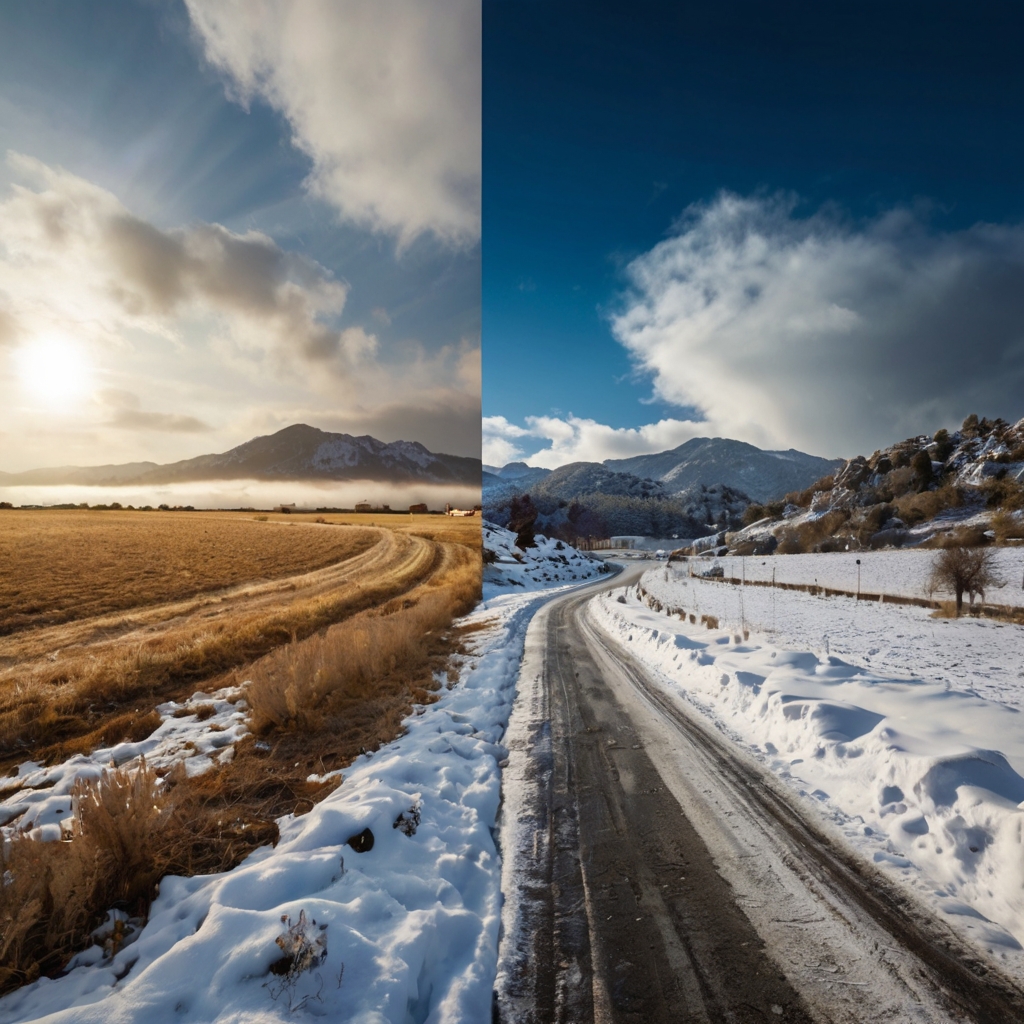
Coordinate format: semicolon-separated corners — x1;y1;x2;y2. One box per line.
484;437;838;505
0;424;481;487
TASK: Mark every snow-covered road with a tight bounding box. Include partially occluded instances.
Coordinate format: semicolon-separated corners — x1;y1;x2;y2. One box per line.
496;562;1024;1024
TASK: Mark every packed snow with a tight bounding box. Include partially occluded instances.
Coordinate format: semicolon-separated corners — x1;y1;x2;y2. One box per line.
590;557;1024;970
0;525;604;1023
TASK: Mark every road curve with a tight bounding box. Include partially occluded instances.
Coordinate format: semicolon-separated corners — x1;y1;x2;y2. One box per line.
495;564;1024;1024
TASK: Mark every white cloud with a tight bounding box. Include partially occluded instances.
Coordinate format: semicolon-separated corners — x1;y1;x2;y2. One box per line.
483;413;706;469
482;415;528;466
611;192;1024;456
186;0;481;249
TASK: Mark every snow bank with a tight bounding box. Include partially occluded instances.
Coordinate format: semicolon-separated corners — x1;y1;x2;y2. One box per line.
1;605;522;1022
590;572;1024;968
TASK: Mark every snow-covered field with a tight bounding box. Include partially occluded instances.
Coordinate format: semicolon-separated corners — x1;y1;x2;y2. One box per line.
591;557;1024;970
702;546;1024;607
0;525;603;1023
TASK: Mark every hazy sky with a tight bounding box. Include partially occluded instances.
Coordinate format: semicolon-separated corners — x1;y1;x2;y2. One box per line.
483;0;1024;468
0;0;481;473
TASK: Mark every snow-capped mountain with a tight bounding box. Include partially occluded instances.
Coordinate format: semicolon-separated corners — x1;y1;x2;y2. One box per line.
605;437;840;503
0;424;481;487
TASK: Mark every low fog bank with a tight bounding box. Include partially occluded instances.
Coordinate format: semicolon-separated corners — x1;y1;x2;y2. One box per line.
0;480;481;511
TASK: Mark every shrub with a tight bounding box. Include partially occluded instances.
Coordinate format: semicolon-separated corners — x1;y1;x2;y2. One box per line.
993;510;1024;543
507;494;538;549
929;525;990;549
785;510;849;552
894;483;961;525
980;477;1024;511
742;504;767;526
932;428;953;462
911;450;934;489
884;466;917;500
784;475;834;509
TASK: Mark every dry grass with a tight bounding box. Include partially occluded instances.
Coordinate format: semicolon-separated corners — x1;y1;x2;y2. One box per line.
893;483;963;526
0;521;461;769
246;544;480;741
291;512;481;550
993;510;1024;543
0;758;284;993
0;534;481;994
0;510;378;635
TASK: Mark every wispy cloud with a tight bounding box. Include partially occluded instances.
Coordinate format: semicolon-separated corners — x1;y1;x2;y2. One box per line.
185;0;481;249
612;192;1024;455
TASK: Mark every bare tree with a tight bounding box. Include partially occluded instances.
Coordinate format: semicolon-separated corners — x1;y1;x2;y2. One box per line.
928;545;1003;615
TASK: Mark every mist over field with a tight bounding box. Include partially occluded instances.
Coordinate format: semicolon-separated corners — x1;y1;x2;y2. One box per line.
0;480;480;511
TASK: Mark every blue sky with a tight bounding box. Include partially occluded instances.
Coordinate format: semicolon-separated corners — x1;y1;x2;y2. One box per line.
483;1;1024;466
0;0;480;470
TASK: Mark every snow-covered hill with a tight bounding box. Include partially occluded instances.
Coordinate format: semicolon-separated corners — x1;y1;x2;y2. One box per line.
483;522;607;597
605;437;840;504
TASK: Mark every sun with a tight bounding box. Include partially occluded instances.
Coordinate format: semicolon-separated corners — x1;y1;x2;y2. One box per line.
14;336;94;408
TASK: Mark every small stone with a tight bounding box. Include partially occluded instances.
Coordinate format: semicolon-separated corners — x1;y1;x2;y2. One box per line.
346;827;375;852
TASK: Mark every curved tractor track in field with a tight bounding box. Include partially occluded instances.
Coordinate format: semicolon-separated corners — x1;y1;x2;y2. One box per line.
0;525;453;766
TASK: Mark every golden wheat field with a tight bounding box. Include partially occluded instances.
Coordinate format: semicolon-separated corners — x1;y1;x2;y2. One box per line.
0;509;382;634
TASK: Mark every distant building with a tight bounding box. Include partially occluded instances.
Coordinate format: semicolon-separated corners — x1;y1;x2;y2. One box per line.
445;503;477;517
274;503;297;514
409;503;428;514
354;501;372;513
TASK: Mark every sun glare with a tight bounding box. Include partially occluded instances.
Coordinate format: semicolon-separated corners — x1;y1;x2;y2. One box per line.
14;337;94;408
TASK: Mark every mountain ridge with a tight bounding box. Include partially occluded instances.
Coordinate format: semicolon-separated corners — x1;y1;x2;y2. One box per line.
604;436;840;503
0;424;481;487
